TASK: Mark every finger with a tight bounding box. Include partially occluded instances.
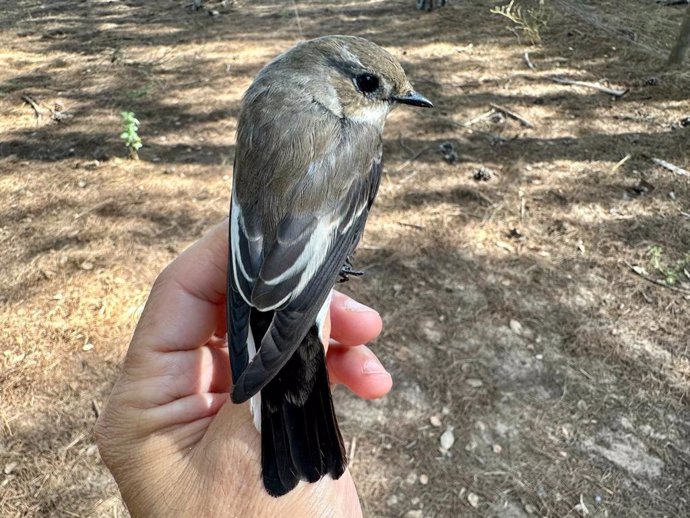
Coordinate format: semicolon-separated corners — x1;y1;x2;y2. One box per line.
116;344;232;408
132;219;229;354
327;344;392;400
329;292;382;347
321;308;331;348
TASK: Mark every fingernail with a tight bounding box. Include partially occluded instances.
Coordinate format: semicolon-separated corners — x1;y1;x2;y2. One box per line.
344;298;377;313
362;358;389;375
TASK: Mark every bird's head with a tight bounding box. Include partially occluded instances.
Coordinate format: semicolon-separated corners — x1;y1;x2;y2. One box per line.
276;36;432;127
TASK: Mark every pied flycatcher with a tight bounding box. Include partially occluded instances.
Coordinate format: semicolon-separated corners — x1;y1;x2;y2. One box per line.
227;35;432;497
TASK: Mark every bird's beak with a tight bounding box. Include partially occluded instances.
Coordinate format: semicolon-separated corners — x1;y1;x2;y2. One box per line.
392;91;433;108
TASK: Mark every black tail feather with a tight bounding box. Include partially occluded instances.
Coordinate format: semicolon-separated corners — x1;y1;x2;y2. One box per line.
260;326;346;497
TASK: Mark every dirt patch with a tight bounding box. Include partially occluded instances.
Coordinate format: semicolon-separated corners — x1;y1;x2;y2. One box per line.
1;0;689;517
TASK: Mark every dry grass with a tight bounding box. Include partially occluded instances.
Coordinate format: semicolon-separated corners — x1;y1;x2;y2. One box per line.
1;0;689;517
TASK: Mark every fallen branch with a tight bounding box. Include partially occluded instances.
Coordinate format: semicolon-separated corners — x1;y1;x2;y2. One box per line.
489;103;535;128
22;95;44;123
650;157;689;177
549;76;629;98
625;262;690;296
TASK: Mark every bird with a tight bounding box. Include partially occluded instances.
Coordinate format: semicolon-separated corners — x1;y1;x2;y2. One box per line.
227;35;432;497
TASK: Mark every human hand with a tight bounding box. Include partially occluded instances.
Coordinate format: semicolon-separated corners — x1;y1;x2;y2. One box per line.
95;219;391;518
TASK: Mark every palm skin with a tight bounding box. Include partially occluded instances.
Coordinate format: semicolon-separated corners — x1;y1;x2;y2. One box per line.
95;220;392;518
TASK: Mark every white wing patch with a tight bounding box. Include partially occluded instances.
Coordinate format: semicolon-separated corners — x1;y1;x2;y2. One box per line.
292;218;339;299
246;328;262;432
230;198;250;304
260;216;340;300
231;194;262;305
340;201;367;234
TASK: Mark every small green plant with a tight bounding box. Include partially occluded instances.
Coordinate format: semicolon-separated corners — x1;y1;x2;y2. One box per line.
491;0;549;45
120;111;142;160
647;245;690;286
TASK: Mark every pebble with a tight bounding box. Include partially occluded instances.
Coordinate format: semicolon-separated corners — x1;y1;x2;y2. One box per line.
440;426;455;452
404;511;423;518
429;415;442;427
419;474;429;485
509;319;523;335
466;378;483;388
467;492;479;508
421;319;442;343
4;462;17;474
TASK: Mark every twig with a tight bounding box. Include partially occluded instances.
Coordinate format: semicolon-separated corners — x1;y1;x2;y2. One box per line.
398;222;425;230
523;51;536;70
398;135;416;156
22;95;44;123
624;262;690;296
348;436;357;467
429;112;507;143
472;189;496;206
611;154;632;173
92;399;101;418
393;146;431;173
399;170;419;184
62;432;86;454
680;209;690;219
465;110;495;126
549;76;629;98
489;103;535;128
650;157;689;177
74;198;116;220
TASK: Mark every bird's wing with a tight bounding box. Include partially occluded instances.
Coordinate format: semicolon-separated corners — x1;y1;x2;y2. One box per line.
229;148;383;403
227;192;264;384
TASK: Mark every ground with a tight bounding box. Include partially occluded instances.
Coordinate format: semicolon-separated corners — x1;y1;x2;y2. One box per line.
1;0;689;517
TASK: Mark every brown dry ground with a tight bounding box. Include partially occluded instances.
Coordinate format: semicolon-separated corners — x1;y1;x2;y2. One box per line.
1;0;689;517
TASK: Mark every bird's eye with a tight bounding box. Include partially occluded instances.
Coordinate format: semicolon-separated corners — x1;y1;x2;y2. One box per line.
354;74;380;94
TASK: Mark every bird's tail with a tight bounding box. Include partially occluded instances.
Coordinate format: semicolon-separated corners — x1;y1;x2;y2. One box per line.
259;325;347;497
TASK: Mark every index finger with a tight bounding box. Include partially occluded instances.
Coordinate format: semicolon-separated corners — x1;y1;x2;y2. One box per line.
133;219;229;353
